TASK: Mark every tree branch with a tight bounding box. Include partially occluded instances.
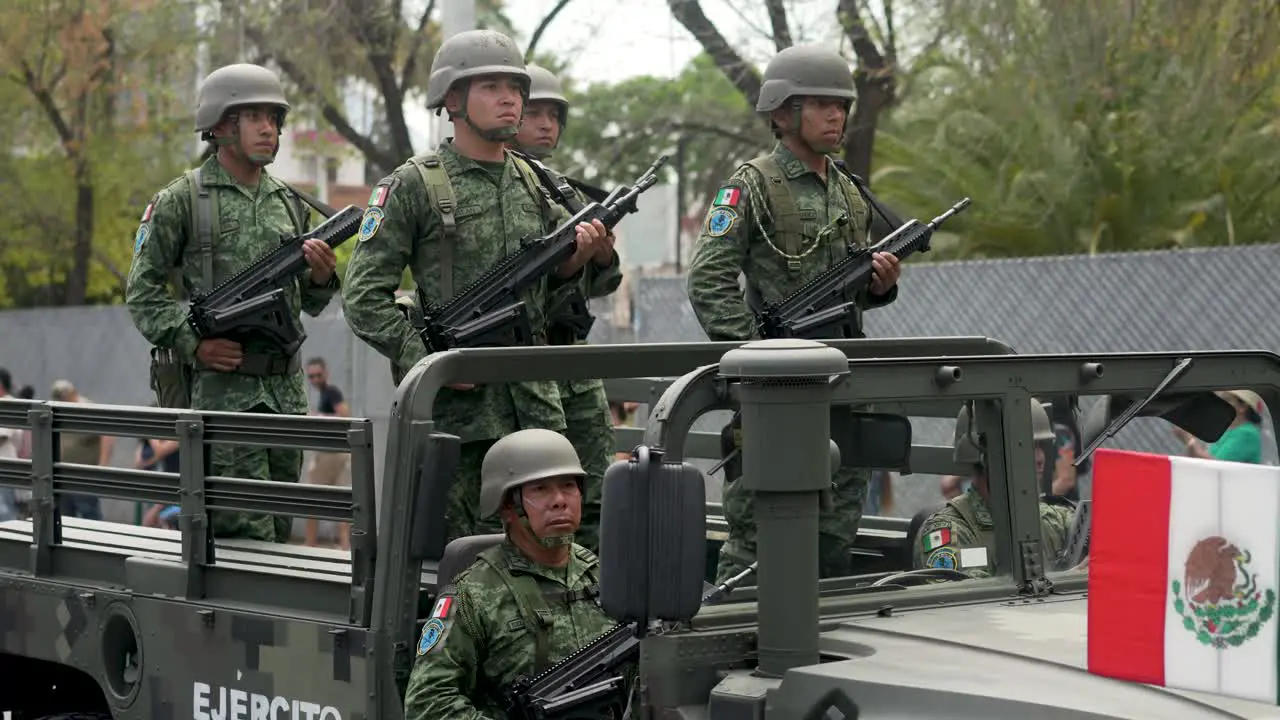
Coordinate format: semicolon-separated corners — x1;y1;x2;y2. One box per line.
667;0;763;106
236;18;399;173
344;0;413;160
19;60;75;148
763;0;792;51
526;0;573;62
665;120;764;147
400;0;436;88
837;0;891;76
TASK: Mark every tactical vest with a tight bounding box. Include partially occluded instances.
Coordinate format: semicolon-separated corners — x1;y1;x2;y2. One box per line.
473;547;602;673
407;151;556;297
741;154;869;260
947;492;997;570
184;167;308;292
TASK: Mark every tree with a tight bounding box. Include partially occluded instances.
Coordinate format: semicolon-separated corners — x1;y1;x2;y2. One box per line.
871;0;1280;258
554;54;767;248
0;0;198;307
666;0;902;180
216;0;517;178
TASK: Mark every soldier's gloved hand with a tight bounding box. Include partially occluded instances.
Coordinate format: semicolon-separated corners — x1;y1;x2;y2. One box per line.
869;252;901;296
302;238;338;285
197;338;243;372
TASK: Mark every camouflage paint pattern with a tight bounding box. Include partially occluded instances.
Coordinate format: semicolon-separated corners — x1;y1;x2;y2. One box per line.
403;541;621;719
0;579;369;718
557;374;612;553
125;157;339;543
914;486;1074;578
689;142;897;582
341;141;569;445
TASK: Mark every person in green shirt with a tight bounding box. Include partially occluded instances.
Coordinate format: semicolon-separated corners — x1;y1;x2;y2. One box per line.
1175;389;1265;464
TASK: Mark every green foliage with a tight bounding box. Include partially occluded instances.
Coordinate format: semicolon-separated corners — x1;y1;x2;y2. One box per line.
556;54;768;223
871;0;1280;259
0;0;198;307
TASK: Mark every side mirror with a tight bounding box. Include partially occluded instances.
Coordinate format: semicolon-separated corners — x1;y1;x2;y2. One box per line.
833;412;913;470
599;446;706;624
409;432;462;562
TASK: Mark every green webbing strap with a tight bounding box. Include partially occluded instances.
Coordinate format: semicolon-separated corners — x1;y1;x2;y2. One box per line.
410;154;457;297
480;555;554;672
186;168;218;292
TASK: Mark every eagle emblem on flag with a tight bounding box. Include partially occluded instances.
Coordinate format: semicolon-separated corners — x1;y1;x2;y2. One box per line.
1171;535;1276;649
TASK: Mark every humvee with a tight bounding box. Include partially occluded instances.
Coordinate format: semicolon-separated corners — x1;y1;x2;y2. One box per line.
0;337;1276;719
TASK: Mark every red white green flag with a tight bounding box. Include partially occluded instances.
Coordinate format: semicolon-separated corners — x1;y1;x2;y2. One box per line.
1088;449;1280;703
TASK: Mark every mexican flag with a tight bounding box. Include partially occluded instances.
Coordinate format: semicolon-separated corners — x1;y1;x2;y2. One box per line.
1088;449;1280;703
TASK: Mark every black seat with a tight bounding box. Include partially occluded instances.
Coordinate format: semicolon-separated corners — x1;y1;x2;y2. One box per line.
905;502;946;569
437;533;506;587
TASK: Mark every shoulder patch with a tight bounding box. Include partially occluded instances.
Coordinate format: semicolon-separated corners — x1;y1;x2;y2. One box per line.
417;618;447;656
921;526;952;552
925;546;959;570
359;206;384;243
712;185;741;208
133;223;151;255
704;207;738;238
368;177;399;208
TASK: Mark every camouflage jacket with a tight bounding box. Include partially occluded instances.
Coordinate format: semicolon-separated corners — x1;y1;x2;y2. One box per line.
403;541;619;720
124;157;338;414
686;142;897;342
916;486;1073;578
342;141;584;441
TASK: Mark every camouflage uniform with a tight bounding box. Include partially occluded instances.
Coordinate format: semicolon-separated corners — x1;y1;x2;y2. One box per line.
687;45;897;582
342;32;572;541
916;400;1072;577
125;65;337;543
404;428;622;719
512;64;624;553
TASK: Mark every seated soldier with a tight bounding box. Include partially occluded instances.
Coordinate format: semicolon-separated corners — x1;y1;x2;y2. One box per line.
403;428;627;719
915;399;1076;577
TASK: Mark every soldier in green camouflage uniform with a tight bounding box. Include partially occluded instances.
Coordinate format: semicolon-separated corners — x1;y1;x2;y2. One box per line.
404;428;624;719
509;64;622;553
342;31;613;541
687;45;903;582
125;64;340;543
915;400;1074;577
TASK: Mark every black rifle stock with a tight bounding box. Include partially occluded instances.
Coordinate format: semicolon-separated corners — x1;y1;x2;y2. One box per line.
418;155;668;352
504;563;757;720
757;197;972;340
187;204;362;353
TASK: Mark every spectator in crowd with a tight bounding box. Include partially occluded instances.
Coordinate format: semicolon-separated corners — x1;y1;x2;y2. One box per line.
304;357;351;549
50;380;111;521
0;369;18;522
608;400;639;461
137;406;182;529
865;470;895;516
1175;389;1266;464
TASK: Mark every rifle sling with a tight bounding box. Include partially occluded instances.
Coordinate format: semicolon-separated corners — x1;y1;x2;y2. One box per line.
835;161;905;232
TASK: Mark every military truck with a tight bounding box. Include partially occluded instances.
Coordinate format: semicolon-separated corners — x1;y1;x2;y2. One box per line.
0;337;1277;719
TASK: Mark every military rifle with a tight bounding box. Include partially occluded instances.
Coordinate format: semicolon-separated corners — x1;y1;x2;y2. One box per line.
756;197;972;340
504;562;757;720
417;155;668;353
187;204;362;355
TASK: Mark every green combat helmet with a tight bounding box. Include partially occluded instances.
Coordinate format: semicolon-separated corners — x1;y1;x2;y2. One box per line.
193;63;290;166
755;44;855;114
479;428;586;547
425;29;530;142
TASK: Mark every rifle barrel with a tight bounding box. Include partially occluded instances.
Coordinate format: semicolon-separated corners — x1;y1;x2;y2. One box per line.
930;197;972;227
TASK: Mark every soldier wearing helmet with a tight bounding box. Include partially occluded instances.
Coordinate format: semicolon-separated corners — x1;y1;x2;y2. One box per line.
342;30;613;542
507;63;623;554
124;63;340;543
915;400;1075;578
689;44;904;583
403;429;626;719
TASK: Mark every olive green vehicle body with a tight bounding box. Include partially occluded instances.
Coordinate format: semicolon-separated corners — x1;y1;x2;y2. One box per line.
0;338;1277;719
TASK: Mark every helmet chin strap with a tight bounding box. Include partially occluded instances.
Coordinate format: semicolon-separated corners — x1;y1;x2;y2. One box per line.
512;484;578;545
515;142;554;159
513;488;576;548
